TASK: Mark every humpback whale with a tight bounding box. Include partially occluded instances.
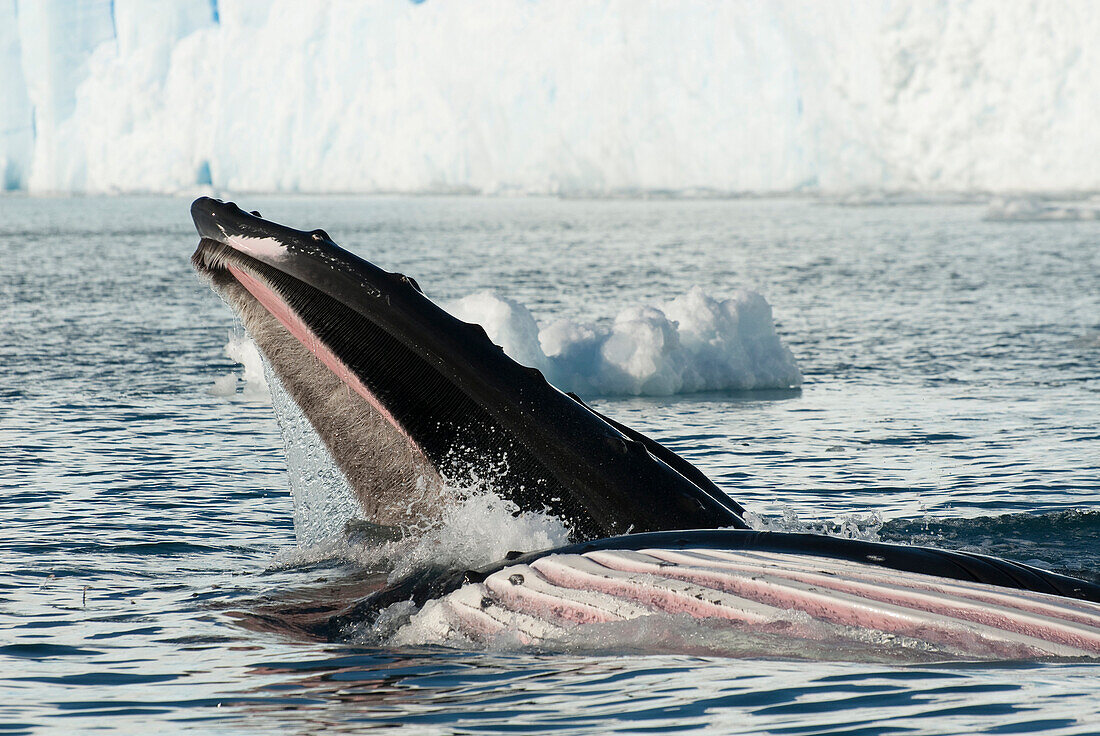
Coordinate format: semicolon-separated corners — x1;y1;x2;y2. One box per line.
191;198;1100;658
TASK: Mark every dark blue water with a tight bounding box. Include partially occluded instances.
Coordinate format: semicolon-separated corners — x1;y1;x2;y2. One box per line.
2;195;1098;734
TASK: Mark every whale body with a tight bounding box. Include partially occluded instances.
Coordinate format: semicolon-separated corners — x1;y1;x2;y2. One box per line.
191;198;1100;658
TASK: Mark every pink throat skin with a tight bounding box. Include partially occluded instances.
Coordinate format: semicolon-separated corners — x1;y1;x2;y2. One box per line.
227;264;426;458
443;551;1100;658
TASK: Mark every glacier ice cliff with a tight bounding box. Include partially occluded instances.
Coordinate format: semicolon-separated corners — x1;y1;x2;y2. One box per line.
2;0;1098;194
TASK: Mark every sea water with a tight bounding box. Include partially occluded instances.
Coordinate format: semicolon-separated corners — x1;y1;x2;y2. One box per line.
1;195;1098;733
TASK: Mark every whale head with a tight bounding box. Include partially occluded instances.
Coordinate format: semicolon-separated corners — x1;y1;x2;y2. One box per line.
191;197;747;540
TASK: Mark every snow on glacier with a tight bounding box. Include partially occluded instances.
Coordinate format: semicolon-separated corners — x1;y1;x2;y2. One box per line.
2;0;1099;193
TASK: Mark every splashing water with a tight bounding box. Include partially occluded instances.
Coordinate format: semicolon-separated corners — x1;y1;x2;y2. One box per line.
214;326;573;564
208;330;271;402
271;477;571;584
264;364;363;548
217;320;834;588
744;507;885;542
386;489;571;582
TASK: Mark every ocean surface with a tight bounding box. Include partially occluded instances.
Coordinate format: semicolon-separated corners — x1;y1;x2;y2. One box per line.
2;195;1098;734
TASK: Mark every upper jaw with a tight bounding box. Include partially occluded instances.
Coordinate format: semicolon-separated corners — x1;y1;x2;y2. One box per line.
191;197;290;245
190;197;340;271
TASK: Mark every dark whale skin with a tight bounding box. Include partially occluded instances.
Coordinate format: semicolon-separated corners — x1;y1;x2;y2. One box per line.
191;197;748;540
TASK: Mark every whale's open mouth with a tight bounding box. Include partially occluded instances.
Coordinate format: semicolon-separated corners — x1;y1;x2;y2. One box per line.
190;198;747;540
192;230;445;529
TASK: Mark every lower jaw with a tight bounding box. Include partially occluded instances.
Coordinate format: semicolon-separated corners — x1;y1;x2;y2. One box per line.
204;262;446;526
227;264;427;460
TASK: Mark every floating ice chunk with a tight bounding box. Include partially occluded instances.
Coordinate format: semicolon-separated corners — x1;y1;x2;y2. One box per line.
664;287;758;392
598;306;687;396
449;292;550;373
539;319;604;388
985;196;1100;222
448;287;801;397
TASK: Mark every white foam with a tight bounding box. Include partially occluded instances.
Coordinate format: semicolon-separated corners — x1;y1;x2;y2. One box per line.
450;286;801;396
